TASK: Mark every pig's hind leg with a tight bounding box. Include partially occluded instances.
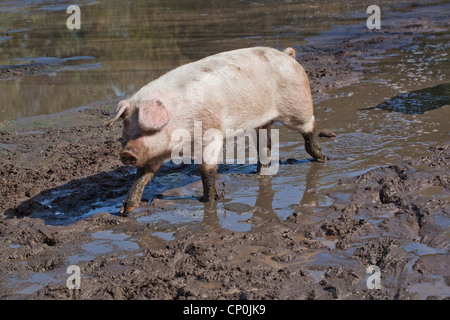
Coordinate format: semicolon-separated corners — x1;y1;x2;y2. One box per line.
257;122;272;175
302;130;326;162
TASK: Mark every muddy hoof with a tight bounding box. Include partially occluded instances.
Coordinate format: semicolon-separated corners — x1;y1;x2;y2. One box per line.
313;155;329;163
199;193;219;203
120;201;139;216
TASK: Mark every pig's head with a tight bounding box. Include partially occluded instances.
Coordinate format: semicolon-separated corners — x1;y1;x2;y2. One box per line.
106;99;170;167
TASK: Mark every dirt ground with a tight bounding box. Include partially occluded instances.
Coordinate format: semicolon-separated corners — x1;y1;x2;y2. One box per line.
0;14;449;300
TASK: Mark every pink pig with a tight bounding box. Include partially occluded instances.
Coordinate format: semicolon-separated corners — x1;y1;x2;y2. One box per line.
106;47;326;216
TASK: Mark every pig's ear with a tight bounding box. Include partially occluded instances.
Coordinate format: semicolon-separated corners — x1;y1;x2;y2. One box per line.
138;100;170;131
105;100;130;126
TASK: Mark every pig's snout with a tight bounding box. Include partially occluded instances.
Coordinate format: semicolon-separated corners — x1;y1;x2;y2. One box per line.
120;150;138;166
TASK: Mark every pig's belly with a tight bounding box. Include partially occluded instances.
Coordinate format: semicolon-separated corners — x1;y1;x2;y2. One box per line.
221;109;278;133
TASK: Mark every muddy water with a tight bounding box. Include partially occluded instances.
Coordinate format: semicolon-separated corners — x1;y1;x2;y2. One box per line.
1;0;445;120
0;0;353;120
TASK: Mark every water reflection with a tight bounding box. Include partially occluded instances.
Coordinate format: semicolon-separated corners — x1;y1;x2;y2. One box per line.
202;160;322;231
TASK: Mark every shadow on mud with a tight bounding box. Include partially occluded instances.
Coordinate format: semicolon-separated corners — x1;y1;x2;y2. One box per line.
366;83;450;114
5;161;205;225
4;158;320;227
4;167;133;225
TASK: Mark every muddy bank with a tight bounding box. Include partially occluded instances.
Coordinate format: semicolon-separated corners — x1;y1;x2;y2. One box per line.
1;7;449;300
0;56;100;81
0;63;47;80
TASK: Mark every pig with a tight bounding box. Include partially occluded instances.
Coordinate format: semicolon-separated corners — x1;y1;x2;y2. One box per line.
106;46;326;216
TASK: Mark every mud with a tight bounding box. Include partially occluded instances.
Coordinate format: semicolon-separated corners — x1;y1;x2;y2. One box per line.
1;4;449;300
1;143;448;299
0;56;100;81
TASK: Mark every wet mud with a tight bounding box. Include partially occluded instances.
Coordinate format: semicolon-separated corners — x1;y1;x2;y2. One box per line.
1;143;448;299
1;4;449;300
0;56;100;81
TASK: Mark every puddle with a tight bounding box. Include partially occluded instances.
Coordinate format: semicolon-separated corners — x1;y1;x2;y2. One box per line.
402;242;450;299
308;269;326;284
15;130;45;135
7;272;63;296
403;242;448;256
152;231;176;242
5;228;142;297
67;229;140;265
409;277;450;300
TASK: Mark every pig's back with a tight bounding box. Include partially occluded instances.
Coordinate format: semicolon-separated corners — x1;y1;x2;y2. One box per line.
137;47;310;131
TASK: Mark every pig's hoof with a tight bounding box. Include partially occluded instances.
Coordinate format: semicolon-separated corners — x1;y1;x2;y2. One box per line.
120;201;139;216
199;194;219;203
313;155;329;163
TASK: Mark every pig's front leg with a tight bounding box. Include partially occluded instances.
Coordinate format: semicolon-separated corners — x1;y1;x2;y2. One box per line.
120;160;163;216
198;128;223;202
